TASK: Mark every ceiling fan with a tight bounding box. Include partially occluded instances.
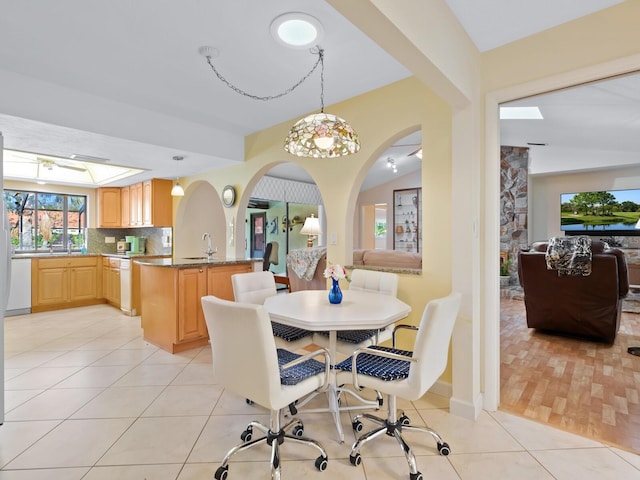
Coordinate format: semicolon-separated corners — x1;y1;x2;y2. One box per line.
3;150;88;172
37;157;87;172
386;143;422;159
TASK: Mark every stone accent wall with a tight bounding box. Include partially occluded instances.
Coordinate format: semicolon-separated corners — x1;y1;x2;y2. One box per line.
500;146;529;286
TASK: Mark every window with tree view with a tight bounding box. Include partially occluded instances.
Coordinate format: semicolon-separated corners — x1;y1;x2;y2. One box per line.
3;189;87;253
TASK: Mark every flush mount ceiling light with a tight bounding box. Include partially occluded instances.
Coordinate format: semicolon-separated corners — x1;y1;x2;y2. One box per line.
199;41;360;159
171;156;185;197
270;12;324;49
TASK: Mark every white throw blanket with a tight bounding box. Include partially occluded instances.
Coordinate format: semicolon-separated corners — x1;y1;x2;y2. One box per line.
286;247;327;280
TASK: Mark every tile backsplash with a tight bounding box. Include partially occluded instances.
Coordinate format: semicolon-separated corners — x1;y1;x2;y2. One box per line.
88;227;172;256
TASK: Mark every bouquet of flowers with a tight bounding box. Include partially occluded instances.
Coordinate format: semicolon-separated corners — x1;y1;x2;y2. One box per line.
323;263;348;281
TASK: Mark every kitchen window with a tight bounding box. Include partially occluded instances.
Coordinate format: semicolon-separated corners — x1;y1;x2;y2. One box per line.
3;189;87;253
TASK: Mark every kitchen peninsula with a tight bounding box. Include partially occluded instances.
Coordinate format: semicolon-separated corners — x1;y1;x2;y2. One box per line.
137;257;260;353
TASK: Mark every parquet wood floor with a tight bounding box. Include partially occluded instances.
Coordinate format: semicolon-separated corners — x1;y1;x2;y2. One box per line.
500;298;640;453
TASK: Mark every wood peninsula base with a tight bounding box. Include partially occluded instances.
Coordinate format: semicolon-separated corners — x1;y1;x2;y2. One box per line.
138;258;257;353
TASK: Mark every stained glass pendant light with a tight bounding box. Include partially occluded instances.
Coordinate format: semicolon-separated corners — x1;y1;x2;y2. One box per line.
283;48;360;158
199;13;360;158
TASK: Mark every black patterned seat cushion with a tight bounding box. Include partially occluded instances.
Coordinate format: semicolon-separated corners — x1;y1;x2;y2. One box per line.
317;328;384;344
272;322;313;343
335;345;412;381
277;349;326;386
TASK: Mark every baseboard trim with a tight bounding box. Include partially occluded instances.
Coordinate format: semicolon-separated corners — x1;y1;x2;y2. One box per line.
428;380;452;398
449;393;483;420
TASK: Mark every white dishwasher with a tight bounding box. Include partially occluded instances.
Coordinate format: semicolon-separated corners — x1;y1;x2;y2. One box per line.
7;258;31;316
120;258;134;316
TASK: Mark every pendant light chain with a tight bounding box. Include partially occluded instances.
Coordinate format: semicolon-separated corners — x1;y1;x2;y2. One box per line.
203;47;324;102
319;48;325;113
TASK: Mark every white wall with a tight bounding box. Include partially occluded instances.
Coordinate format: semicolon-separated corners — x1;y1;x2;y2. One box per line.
529;165;640;242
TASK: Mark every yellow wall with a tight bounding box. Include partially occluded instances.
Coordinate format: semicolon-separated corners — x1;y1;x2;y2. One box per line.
481;1;640;93
180;76;455;377
176;1;640;391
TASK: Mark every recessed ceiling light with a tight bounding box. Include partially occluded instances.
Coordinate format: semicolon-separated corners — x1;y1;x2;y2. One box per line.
270;13;324;49
500;106;543;120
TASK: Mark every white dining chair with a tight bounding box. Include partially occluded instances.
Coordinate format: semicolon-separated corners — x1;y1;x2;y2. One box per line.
201;295;331;480
232;271;313;351
313;269;399;355
335;292;462;480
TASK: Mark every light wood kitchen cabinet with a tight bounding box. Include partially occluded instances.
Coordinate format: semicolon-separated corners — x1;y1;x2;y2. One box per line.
140;261;255;353
97;188;122;228
32;256;103;312
207;264;251;300
130;255;171;317
102;257;121;308
130;182;143;227
142;179;173;227
97;179;171;228
177;267;208;343
121;185;130;227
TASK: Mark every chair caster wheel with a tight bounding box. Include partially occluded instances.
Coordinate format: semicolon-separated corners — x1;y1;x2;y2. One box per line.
315;455;328;471
214;465;229;480
292;424;304;437
352;420;364;433
245;398;254;405
399;414;411;426
240;427;252;442
349;452;362;466
409;472;423;480
437;442;451;456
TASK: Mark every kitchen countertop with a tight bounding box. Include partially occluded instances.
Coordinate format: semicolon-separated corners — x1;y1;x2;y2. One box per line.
102;253;171;259
136;257;261;268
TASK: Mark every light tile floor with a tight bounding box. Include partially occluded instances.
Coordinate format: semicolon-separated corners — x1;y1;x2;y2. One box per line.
2;304;640;479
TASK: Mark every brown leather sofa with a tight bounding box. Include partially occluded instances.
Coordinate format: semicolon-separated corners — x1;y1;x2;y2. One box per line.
517;240;629;343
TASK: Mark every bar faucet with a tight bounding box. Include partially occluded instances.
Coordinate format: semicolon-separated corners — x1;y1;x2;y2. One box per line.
202;233;217;258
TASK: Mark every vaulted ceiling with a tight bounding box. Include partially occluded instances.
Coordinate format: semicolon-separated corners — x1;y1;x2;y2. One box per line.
0;0;631;188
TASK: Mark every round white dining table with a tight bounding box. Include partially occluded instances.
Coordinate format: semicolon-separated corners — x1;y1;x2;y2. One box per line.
263;289;411;442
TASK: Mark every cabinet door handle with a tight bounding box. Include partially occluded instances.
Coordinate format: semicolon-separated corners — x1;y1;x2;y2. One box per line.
199;269;203;273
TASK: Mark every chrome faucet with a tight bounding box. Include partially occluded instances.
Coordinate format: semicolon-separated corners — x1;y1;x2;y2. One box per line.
202;233;217;258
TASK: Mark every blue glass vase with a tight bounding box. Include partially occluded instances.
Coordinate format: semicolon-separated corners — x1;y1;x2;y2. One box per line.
328;278;343;304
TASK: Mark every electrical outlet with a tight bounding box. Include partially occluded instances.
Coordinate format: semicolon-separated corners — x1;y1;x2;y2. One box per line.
330;232;337;245
105;237;116;244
